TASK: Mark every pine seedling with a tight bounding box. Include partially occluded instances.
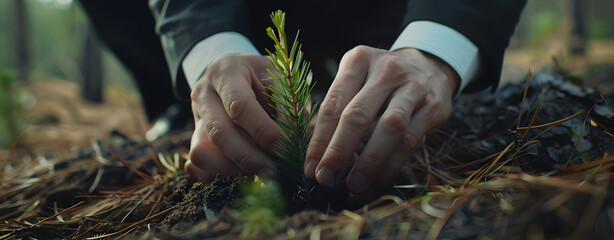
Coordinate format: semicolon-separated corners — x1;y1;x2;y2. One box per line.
263;10;318;184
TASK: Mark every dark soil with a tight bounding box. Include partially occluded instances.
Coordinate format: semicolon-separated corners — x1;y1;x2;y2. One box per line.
3;69;614;239
443;69;614;172
147;175;247;233
152;69;614;239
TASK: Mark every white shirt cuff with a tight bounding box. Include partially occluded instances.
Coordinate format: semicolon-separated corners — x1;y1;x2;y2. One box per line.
390;21;480;94
182;32;260;88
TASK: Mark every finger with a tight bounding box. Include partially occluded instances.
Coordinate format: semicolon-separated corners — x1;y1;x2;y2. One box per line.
191;83;205;121
380;108;431;184
346;82;426;193
200;87;277;176
316;84;389;187
315;49;414;187
377;87;452;188
345;116;426;196
209;58;281;152
372;99;446;192
188;119;241;179
305;47;371;178
185;160;212;181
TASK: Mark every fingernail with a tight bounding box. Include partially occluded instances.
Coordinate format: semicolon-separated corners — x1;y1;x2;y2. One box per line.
316;166;335;188
258;168;275;179
347;173;370;194
304;159;318;178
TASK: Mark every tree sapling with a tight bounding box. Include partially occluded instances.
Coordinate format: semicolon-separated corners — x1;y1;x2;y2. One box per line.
262;10;318;190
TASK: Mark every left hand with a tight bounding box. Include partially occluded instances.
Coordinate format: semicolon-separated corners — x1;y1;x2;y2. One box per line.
304;46;459;195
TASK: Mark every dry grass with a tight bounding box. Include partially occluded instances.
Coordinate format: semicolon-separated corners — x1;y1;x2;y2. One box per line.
0;132;189;239
1;72;613;239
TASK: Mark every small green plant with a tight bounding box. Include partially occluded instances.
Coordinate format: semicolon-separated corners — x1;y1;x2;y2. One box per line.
233;176;285;237
232;11;317;238
0;70;25;148
262;10;318;185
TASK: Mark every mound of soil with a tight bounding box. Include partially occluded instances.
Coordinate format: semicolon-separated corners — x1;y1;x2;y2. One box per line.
2;69;613;239
152;69;614;239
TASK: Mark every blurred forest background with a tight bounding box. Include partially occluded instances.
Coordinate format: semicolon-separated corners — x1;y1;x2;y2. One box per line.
0;0;614;151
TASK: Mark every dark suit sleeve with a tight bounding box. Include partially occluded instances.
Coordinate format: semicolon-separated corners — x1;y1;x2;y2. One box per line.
403;0;526;93
151;0;526;96
149;0;250;98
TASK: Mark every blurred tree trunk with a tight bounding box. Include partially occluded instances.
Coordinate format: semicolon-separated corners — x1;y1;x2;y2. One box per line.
13;0;29;83
569;0;586;56
81;22;103;103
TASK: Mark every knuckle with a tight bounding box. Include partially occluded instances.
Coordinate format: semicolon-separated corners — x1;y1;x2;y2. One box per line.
207;56;240;88
402;130;422;150
205;120;226;146
342;104;371;129
341;45;370;66
381;108;409;133
190;86;203;102
428;100;443;116
310;137;328;149
253;123;274;150
190;80;212;103
408;80;426;92
212;55;235;68
325;144;349;167
347;45;370;59
424;96;451;127
307;137;329;157
206;57;229;77
379;54;405;73
235;150;257;173
319;91;344;120
360;152;386;170
335;68;361;82
227;92;248;120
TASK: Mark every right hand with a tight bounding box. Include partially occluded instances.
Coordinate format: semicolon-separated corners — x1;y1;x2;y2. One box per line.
185;55;282;182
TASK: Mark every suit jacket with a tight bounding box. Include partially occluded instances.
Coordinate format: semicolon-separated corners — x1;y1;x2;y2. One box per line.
149;0;526;97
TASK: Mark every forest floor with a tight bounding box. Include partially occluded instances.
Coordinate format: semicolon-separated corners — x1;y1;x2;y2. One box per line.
2;45;614;239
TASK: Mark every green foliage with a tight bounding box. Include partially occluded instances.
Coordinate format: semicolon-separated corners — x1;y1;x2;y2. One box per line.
233;176;285;237
231;12;317;237
263;10;318;183
529;12;561;48
587;18;614;39
0;70;24;148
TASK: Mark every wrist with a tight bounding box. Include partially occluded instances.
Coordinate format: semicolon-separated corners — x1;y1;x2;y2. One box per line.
395;48;459;95
182;32;260;89
423;50;460;95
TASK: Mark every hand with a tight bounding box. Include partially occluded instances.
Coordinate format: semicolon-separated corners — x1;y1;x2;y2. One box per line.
185;55;281;182
304;46;458;195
